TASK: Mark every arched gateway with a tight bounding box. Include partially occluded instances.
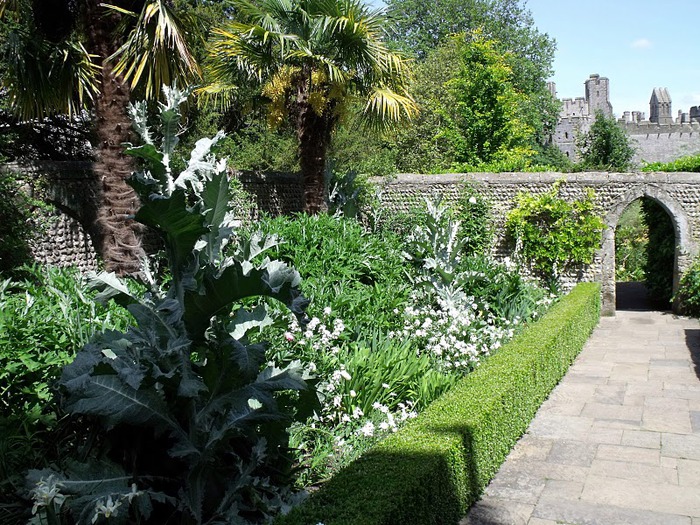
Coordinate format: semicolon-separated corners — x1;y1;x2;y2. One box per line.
375;172;700;315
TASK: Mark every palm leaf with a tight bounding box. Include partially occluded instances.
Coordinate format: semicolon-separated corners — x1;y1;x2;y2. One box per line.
104;0;201;100
1;28;100;119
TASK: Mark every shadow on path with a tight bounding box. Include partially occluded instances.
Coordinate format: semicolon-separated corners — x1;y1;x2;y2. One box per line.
684;329;700;381
616;281;671;312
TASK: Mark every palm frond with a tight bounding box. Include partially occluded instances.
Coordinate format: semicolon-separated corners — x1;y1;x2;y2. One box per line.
104;0;201;100
1;27;100;120
194;83;239;110
0;0;23;19
362;86;418;130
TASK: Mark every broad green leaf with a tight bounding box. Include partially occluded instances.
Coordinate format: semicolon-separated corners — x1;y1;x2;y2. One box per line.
228;305;273;340
88;271;136;307
136;191;207;268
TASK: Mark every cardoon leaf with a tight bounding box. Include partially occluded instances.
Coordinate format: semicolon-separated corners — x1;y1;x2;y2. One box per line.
135;191;207;267
228;305;273;340
65;375;179;433
88;271;135;307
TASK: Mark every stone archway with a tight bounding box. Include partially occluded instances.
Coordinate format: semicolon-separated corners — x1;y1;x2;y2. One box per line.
600;184;695;315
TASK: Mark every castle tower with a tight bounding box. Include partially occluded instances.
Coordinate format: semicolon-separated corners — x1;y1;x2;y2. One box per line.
585;74;613;117
650;88;672;124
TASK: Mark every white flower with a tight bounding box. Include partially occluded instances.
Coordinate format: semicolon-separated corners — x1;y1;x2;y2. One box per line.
468;196;477;204
359;421;375;437
352;406;364;418
30;475;65;515
92;496;122;523
350;390;357;397
323;306;332;315
284;331;295;342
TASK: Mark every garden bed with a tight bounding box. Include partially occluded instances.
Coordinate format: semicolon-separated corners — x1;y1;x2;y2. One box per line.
277;282;601;525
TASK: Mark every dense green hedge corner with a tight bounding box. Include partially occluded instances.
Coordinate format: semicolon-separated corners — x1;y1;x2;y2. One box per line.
276;282;601;525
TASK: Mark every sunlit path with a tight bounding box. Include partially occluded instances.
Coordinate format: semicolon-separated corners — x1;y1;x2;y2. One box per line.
462;310;700;525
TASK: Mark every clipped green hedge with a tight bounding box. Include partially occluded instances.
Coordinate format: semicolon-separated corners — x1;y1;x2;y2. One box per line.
278;282;601;525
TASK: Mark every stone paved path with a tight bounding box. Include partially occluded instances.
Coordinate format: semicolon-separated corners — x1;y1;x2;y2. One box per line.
461;310;700;525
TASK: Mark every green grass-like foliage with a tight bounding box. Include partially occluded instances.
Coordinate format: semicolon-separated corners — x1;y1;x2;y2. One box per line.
642;153;700;172
0;265;132;423
277;282;600;525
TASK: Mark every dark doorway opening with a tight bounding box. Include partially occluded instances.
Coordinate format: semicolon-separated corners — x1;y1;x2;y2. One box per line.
615;198;674;312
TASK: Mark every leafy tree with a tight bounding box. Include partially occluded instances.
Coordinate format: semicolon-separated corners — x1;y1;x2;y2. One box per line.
385;0;558;145
204;0;417;213
441;34;534;168
577;111;636;171
393;34;537;172
0;0;201;274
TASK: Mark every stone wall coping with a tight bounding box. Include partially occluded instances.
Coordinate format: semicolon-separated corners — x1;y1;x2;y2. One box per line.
374;171;700;186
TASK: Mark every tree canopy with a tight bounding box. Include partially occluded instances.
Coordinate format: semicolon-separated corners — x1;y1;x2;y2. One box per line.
204;0;417;212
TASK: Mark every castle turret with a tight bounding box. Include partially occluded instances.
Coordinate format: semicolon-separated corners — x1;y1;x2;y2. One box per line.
585;74;613;117
650;88;672;124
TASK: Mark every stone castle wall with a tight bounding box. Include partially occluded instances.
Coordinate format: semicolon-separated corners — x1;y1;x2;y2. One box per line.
551;75;700;165
622;122;700;165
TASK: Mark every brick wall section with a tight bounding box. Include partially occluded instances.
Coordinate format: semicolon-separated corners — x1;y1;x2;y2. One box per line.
6;161;700;314
373;172;700;314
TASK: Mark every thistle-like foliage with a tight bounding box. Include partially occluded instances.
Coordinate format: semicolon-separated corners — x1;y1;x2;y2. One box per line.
27;86;317;525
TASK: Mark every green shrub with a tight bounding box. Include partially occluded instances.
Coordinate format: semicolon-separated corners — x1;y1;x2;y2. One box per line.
642;153;700;172
506;182;604;287
454;183;492;256
257;214;411;334
276;283;600;525
675;258;700;316
615;200;647;282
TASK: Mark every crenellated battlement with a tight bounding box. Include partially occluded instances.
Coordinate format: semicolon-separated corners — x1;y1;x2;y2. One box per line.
550;75;700;164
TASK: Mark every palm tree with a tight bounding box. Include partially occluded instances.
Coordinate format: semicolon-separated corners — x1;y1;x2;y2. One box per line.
0;0;200;274
204;0;417;213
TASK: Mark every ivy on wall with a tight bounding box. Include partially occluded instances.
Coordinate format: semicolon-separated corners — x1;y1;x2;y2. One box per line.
505;182;605;288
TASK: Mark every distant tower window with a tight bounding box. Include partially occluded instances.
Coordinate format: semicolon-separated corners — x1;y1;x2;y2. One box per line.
565;132;569;139
566;152;570;157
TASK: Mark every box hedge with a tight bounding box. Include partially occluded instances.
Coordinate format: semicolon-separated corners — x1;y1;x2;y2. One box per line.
277;282;601;525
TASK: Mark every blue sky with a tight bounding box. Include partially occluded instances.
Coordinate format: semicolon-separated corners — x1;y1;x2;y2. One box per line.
371;0;700;119
526;0;700;118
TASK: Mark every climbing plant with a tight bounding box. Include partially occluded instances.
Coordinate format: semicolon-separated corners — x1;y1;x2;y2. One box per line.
506;182;604;287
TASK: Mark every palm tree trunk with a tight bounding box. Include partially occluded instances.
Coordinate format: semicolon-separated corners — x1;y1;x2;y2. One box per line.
296;82;332;214
85;0;145;275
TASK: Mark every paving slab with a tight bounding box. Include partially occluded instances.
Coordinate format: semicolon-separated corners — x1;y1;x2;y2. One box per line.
463;310;700;524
